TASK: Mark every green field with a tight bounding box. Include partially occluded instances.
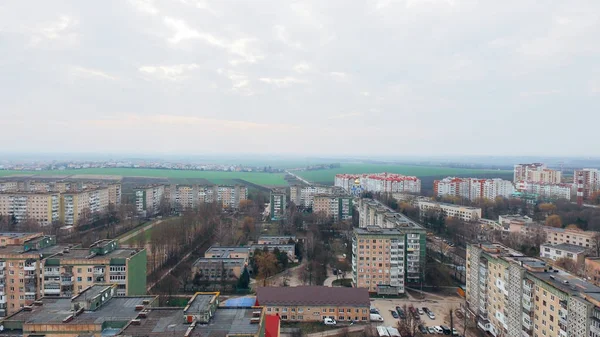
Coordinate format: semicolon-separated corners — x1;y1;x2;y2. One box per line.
295;163;512;184
0;168;287;186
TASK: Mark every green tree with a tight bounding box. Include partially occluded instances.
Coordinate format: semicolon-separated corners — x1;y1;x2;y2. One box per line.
237;267;250;289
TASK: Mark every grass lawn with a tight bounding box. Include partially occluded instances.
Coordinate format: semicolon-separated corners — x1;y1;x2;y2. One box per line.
0;168;287;186
295;163;512;184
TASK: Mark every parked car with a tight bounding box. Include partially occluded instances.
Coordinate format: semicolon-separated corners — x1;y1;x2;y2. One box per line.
427;326;436;334
433;326;443;334
418;308;425;315
409;307;420;320
418;324;428;334
428;311;436;320
323;318;337;326
391;310;399;319
370;313;384;322
441;326;452;335
452;328;459;336
370;308;380;315
422;307;430;314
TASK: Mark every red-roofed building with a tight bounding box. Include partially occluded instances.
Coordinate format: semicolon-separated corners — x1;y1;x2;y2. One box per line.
265;314;281;337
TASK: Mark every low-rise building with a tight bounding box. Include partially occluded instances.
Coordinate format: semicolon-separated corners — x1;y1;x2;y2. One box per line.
204;246;250;260
257;236;296;245
0;192;60;226
417;200;482;222
191;258;246;284
256;286;370;323
313;194;353;221
250;244;295;261
0;284;158;337
540;243;587;265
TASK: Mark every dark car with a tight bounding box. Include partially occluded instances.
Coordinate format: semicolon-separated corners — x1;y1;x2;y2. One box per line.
409;306;420;320
370;308;379;314
441;325;452;335
396;306;406;319
391;310;399;319
422;307;430;314
418;324;428;334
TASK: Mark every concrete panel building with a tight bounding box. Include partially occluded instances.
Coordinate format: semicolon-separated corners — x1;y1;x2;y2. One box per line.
313;194;353;221
134;185;165;217
60;188;109;226
269;190;286;221
540;243;586;265
514;163;562;184
0;192;60;226
417;200;482;222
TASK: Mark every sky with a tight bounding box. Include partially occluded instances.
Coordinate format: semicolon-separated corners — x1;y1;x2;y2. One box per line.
0;0;599;157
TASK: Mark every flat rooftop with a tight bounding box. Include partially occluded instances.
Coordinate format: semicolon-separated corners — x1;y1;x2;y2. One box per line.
118;307;263;337
258;236;296;240
6;296;156;325
0;244;74;256
256;286;370;307
73;285;111;302
185;293;217;314
542;243;588;254
419;200;481;210
56;248;139;260
355;226;423;235
193;258;245;268
0;232;41;239
205;246;249;257
533;268;600;296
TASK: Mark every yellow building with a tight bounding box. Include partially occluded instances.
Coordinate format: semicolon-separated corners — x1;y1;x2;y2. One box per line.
60;188;109;226
0;192;60;226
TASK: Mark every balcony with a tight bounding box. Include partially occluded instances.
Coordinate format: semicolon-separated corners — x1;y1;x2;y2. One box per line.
24;264;36;271
45;270;60;277
44;288;61;295
61;277;73;285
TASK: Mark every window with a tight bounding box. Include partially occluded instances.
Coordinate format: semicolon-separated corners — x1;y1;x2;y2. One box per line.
362;317;367;321
339;309;344;313
298;308;303;312
267;308;272;312
87;268;92;273
282;308;288;312
338;316;344;320
291;308;295;312
77;277;82;282
298;315;303;320
78;268;82;273
87;277;92;282
281;315;288;320
329;308;335;312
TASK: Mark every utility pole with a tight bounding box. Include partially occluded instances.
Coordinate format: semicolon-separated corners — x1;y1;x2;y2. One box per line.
449;308;453;334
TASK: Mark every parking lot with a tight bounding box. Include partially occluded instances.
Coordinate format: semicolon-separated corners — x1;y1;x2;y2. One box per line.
370;295;465;332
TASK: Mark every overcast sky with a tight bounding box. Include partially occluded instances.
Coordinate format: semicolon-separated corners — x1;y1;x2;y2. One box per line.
1;0;599;157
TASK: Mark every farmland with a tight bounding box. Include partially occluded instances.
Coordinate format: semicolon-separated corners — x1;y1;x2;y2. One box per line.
295;163;513;185
0;168;287;186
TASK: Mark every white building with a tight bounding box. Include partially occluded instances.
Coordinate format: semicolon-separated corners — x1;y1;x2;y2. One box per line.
515;181;572;200
433;177;514;201
514;163;561;183
290;184;333;207
540;243;586;264
417;200;482;222
574;168;600;199
335;173;421;194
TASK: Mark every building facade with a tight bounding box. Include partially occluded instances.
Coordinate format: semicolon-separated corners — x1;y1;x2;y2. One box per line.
269;191;286;221
515;181;572;200
60;188;109;226
256;286;370;323
0;192;60;226
352;199;426;294
134;185;165;216
514;163;562;184
540;243;586;265
434;177;514;201
574;168;600;199
335;173;421;194
417;200;482;222
289;185;334;207
466;242;600;337
312;194;353;221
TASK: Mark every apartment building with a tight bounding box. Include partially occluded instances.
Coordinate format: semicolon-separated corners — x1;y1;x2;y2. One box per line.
353;199;426;294
217;185;248;208
0;192;60;226
417;200;482;222
164;184;248;211
0;181;18;192
0;284;158;337
107;183;122;206
574;168;600;199
269;190;286;221
434;177;514;200
540;243;586;265
335;173;421;194
60;187;109;226
585;258;600;287
313;194;353;221
42;239;147;298
508;222;598;251
256;286;370;323
514;163;562;184
134;185;165;216
466;242;600;337
289;184;334;207
515;181;572;200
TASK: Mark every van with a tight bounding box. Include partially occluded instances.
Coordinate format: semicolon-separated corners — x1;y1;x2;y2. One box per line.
323;317;337;325
370;313;384;322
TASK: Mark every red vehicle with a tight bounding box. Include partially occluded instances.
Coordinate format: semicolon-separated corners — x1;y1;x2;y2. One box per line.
408;306;420;320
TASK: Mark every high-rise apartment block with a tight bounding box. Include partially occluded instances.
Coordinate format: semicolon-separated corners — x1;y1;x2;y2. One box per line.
417;200;482;222
0;192;60;226
164;184;248;211
269;190;286;221
514;163;562;184
134;185;165;217
313;194;353;221
290;185;333;207
574;168;600;199
515;181;572;200
61;188;109;226
335;173;421;194
466;242;600;337
433;177;515;201
352;199;426;294
0;233;146;317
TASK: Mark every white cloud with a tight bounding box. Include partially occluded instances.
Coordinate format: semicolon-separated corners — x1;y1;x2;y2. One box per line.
274;25;302;49
293;62;311;74
71;66;117;81
128;0;158;15
329;72;349;80
328;112;363;120
259;77;306;88
217;68;252;95
29;15;78;46
138;64;199;81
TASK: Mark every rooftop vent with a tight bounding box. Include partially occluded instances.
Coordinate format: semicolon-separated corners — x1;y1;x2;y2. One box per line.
23;306;32;312
130;319;141;326
135;305;144;311
33;301;43;306
550;275;555;280
63;315;74;323
250;317;261;324
138;311;148;319
142;299;150;305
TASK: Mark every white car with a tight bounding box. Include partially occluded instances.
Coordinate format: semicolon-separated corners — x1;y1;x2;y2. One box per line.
418;308;424;315
427;326;436;334
324;318;337;326
369;313;384;322
433;326;443;334
428;312;436;320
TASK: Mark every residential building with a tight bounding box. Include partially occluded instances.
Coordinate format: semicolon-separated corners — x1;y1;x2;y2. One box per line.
60;188;109;226
353;199;426;294
313;194;353;221
107;183;122;206
269;190;286;221
508;222;598;251
289;184;333;207
116;292;269;337
256;286;370;323
257;236;296;245
585;257;600;287
42;239;147;298
433;177;514;200
466;242;600;337
514;163;562;183
540;243;586;265
335;173;421;194
217;185;248;208
0;284;158;337
0;192;60;226
165;184;247;210
0;181;18;192
574;168;600;199
498;214;533;227
0;232;44;247
250;244;296;261
417;200;482;222
515;181;572;200
134;185;165;217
